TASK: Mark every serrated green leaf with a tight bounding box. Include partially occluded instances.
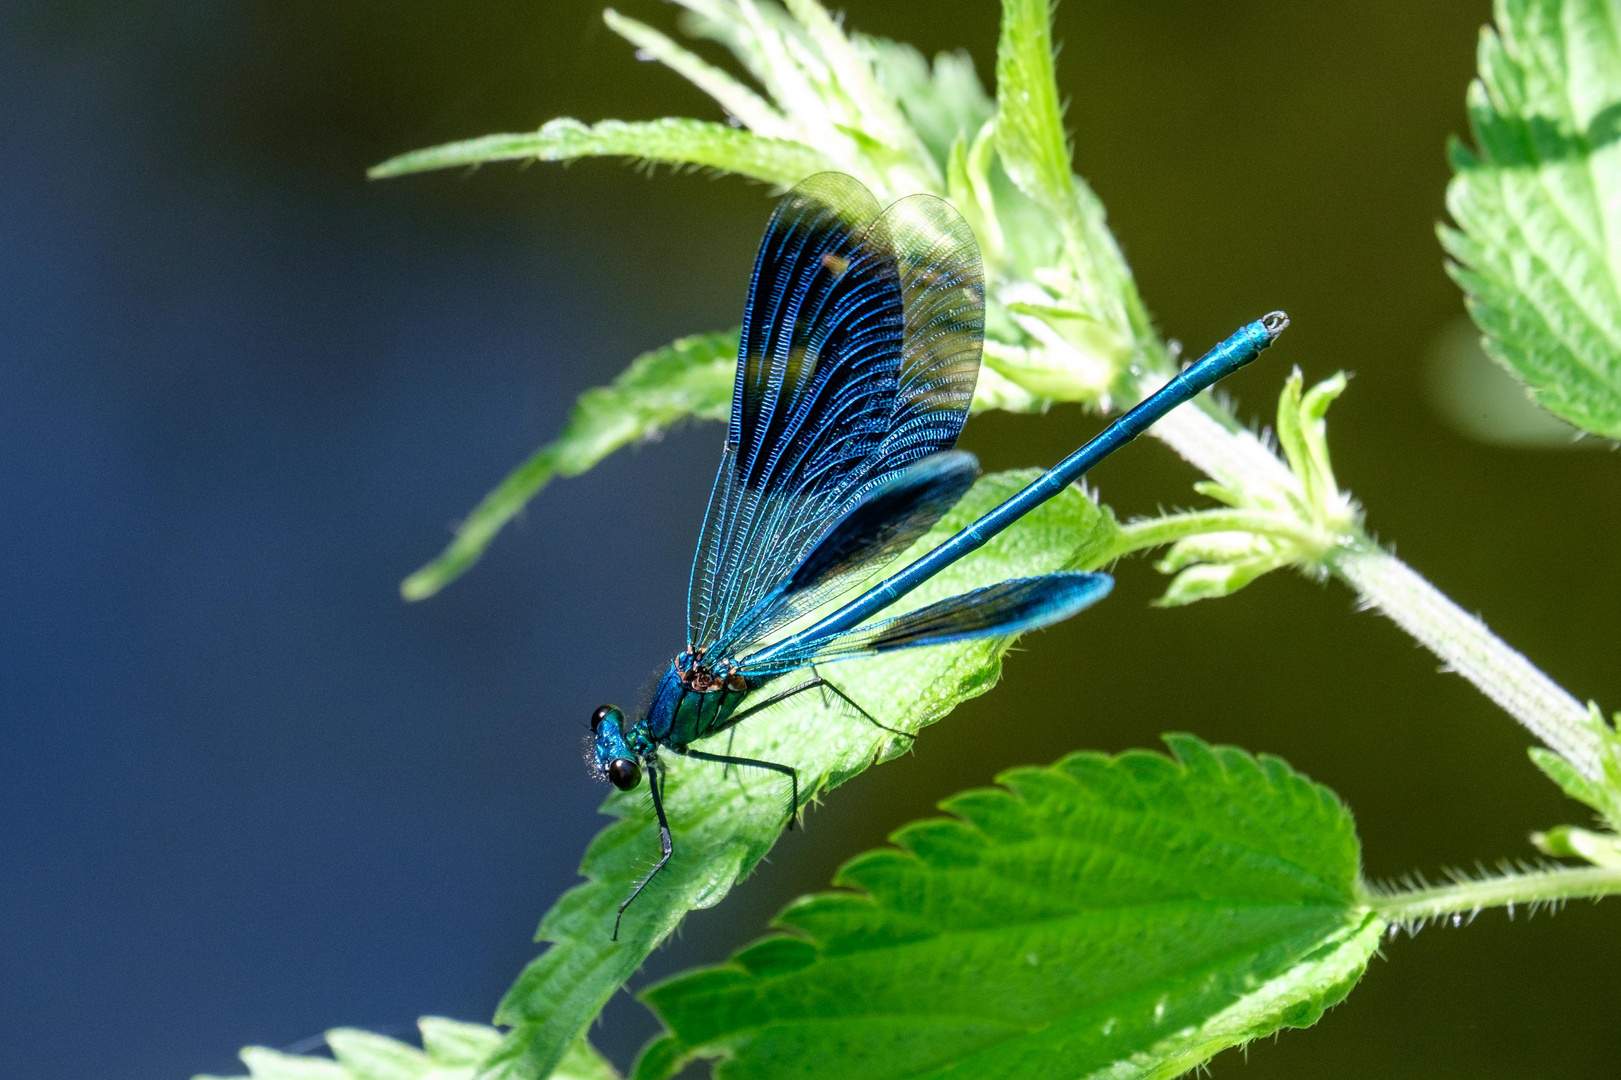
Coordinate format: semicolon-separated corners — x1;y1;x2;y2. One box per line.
401;331;738;601
480;470;1120;1080
551;1039;620;1080
989;0;1149;379
1530;745;1610;813
994;0;1073;212
781;0;934;179
636;736;1380;1080
1425;314;1595;445
419;1019;504;1068
1155;556;1281;608
369;118;831;188
602;9;787;137
1529;707;1621;833
325;1030;433;1080
1441;0;1621;438
200;1023;616;1080
863;36;995;170
198;1047;347;1080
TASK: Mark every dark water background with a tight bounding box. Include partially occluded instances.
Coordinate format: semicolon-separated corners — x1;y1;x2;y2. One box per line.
4;1;1619;1077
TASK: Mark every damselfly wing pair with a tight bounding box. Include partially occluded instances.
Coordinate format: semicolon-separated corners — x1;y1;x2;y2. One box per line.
586;173;1286;937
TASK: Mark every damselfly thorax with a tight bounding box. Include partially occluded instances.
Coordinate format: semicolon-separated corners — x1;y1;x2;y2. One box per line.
642;654;755;747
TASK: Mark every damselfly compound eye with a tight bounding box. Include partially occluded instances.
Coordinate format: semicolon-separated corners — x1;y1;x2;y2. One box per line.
591;704;622;733
607;758;642;790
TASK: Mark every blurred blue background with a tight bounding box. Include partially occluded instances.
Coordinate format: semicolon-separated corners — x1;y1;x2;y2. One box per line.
3;1;1619;1078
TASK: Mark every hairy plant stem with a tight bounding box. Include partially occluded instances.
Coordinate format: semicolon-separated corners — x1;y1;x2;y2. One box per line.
1367;865;1621;924
1143;394;1606;782
1329;545;1603;776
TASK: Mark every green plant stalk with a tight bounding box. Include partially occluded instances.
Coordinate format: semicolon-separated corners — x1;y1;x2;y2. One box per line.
1368;864;1621;924
1144;397;1606;783
1329;544;1603;776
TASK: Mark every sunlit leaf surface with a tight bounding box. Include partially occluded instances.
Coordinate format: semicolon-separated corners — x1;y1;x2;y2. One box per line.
992;0;1073;212
193;1019;617;1080
637;737;1381;1080
1442;0;1621;438
369;119;830;188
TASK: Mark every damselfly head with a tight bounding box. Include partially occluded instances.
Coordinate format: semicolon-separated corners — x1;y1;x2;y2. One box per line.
587;704;641;789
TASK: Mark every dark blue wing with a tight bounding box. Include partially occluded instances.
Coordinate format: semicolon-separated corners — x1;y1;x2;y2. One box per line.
779;452;978;599
687;174;984;656
736;571;1113;676
704;451;979;657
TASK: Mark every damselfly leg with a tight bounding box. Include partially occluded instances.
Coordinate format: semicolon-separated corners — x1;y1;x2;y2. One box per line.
679;745;799;832
613;755;673;942
809;665;914;742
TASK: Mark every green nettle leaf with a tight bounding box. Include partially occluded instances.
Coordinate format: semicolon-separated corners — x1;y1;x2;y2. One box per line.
1530;744;1614;818
989;0;1149;383
636;737;1383;1080
480;471;1121;1080
194;1020;617;1080
401;331;738;601
368;118;832;188
1528;705;1621;860
861;36;996;171
1441;0;1621;438
993;0;1074;212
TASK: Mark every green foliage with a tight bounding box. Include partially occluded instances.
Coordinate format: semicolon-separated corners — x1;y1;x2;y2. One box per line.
862;38;995;170
778;0;940;178
635;737;1381;1080
1531;739;1618;823
1530;705;1621;866
282;5;1621;1080
194;1019;616;1080
993;0;1073;212
369;118;832;189
992;0;1152;391
402;331;737;601
610;0;941;197
1442;0;1621;438
1120;369;1361;607
481;472;1119;1080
